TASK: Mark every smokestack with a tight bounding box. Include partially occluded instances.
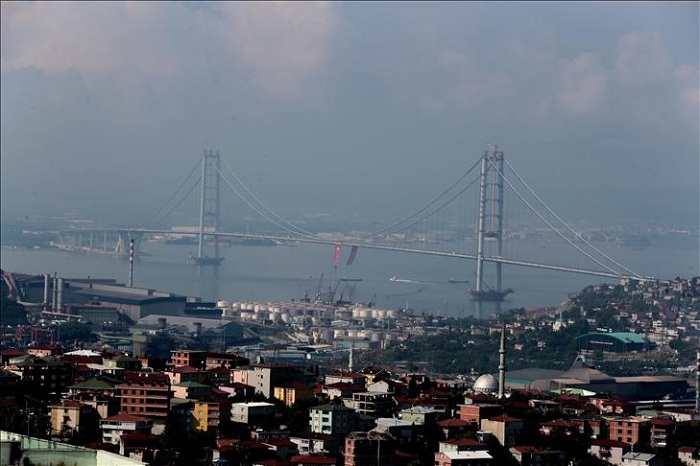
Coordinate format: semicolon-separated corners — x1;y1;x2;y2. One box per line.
56;278;64;311
43;273;50;310
696;345;699;413
498;322;506;399
52;273;58;311
128;239;135;288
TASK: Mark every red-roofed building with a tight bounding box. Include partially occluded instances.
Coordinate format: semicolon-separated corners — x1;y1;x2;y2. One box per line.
510;446;567;466
650;417;675;448
263;438;299;460
49;400;99;441
438;438;488;454
678;446;700;466
291;455;337;466
165;365;208;385
458;403;503;425
437;418;470;439
588;439;630;464
539;419;578;437
27;344;63;358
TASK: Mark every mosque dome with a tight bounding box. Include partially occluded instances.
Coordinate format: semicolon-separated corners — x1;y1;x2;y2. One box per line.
473;374;498;393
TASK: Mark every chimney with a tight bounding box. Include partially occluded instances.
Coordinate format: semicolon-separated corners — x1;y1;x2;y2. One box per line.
128;239;134;288
43;273;50;310
56;278;64;312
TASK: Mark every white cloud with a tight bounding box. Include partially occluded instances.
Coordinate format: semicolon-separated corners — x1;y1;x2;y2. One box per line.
217;2;337;101
557;52;608;117
1;2;338;104
615;32;672;84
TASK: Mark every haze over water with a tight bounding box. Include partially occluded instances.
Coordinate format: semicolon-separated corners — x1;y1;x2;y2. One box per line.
2;235;696;318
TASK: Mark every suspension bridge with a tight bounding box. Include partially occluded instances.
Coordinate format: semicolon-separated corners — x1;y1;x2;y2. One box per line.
52;145;653;300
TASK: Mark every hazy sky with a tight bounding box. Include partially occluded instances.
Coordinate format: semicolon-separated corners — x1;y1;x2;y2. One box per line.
1;1;698;228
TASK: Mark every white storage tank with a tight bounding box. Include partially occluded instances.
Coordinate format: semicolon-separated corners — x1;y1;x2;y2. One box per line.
217;300;231;309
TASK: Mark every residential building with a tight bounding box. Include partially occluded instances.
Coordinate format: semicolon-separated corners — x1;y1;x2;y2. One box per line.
116;371;172;419
588;439;631;465
343;431;396;466
309;403;356;436
100;413;152;444
434;450;493;466
608;417;651;446
480;415;524;447
509;446;567;466
192;399;230;432
348;391;394;418
170;350;206;369
172;381;212;400
274;382;314;407
244;363;305;398
230;401;275;427
621;452;662;466
49;400;99;440
650;417;675;448
458;403;503;425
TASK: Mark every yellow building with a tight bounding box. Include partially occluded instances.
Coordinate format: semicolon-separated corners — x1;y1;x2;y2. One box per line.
273;382;314;408
192;399;230;432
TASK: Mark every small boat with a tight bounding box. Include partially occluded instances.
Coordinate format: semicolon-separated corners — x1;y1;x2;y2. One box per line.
448;278;470;284
340;277;362;282
389;276;414;283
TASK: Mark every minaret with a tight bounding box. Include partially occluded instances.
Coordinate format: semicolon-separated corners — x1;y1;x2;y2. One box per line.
498;323;506;399
348;346;354;373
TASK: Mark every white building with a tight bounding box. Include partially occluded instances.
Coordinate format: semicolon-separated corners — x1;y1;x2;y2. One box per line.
230;401;275;426
309;403;356;436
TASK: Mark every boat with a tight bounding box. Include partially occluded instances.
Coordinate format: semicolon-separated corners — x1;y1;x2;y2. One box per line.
448;278;470;283
470;288;513;301
389;276;414;283
340;277;362;282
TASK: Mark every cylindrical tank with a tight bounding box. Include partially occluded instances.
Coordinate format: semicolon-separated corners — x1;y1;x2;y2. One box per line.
352;308;362;319
334;329;347;339
371;332;381;342
320;328;333;342
217;300;230;309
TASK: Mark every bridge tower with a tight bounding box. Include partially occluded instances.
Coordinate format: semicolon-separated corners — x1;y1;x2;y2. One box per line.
193;149;224;266
473;145;511;301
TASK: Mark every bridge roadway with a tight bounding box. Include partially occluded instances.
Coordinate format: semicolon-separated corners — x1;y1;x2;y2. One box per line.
61;227;652;282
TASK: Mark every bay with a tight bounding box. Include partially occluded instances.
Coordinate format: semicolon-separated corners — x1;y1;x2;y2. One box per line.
1;235;697;318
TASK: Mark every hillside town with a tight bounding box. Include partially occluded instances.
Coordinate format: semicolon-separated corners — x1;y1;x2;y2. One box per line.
1;271;700;466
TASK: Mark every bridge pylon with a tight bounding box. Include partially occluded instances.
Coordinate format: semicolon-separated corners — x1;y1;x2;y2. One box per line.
193;149;224;266
472;145;512;301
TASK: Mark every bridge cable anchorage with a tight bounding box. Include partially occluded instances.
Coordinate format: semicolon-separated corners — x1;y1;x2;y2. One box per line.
212;159;321;239
486;157;626;277
137;158;202;228
219;157;320;239
361;157;483;240
502;158;641;278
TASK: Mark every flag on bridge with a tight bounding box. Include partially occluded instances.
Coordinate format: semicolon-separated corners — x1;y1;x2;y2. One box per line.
346;245;359;265
333;243;342;267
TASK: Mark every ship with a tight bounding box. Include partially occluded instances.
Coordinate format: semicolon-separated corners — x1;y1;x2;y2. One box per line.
448;278;470;283
340;277;363;282
470;288;514;301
